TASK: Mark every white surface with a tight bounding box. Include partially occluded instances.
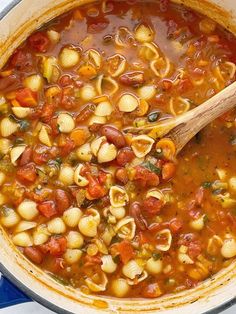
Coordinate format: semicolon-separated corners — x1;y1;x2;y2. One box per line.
0;0;236;313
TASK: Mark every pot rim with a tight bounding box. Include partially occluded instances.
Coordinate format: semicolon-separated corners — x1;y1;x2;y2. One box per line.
0;0;236;313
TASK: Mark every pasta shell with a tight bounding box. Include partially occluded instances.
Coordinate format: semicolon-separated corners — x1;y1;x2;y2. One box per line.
101;255;117;273
131;135;154;158
169;97;190;116
0;138;12;154
115;216;136;240
10;145;26;165
146;189;165;202
107;54;126;77
139;42;159;61
94;101;113;117
74;164;89;187
137;85;156;100
97;142;117;163
135;24;154;43
122;260;143;279
85;272;108;292
42;56;59;83
109;186;129;208
24;74;43;92
85;49;102;69
33;225;50;245
96;75;119;96
127;270;148;285
39;125;52;147
115;27;135;47
0;117;18;137
12;232;33;247
150;56;172;78
80;85;97;101
178;245;194;264
57;113;75;133
14;221;37;233
12;107;31;118
207;235;223;256
91;136;106;156
156;229;172;251
0;208;20;228
77;143;93;162
118;93;139;112
59;47;80;68
79;216;98;237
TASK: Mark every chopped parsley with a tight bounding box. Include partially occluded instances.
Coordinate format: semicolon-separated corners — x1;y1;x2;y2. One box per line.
142;161;161;175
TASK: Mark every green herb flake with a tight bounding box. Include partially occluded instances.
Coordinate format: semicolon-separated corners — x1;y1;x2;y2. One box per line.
203;214;209;224
19;120;30;131
142;161;161;175
152;252;161;260
202;181;212;189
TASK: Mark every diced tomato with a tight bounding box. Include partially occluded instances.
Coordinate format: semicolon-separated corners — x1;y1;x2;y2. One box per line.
58;136;75;157
178;233;202;259
143;283;162;298
40;236;67;256
38;201;57;218
169;218;183;233
142;197;163;216
84;254;102;267
138;231;154;245
116;240;135;264
15;88;37;107
59;75;74;87
32;145;50;165
10;49;32;70
161;79;173;91
54;189;70;213
41;103;54;123
178;78;193;93
16;163;37;184
87;174;107;199
19;147;32;166
28;32;49;52
98;171;107;184
134;166;160;187
162;162;176;180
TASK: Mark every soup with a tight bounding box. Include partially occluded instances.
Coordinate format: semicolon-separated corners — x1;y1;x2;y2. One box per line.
0;0;236;299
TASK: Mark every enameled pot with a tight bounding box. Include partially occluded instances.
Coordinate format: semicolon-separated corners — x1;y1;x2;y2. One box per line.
0;1;236;313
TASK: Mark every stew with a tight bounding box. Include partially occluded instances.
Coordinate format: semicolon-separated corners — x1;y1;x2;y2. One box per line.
0;0;236;298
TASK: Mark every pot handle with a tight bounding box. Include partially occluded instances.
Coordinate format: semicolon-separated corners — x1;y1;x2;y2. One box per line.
0;275;31;308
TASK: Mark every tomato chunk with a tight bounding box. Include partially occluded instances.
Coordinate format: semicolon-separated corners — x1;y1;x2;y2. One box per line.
28;32;49;52
16;163;37;184
134;166;160;187
142;197;163;216
15;88;37;107
87;174;107;199
38;201;57;218
117;240;135;264
40;236;67;256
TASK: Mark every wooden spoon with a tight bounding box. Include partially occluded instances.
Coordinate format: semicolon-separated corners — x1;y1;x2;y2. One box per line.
125;81;236;154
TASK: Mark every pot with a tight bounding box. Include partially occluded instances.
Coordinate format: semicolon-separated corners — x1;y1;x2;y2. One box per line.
0;0;236;313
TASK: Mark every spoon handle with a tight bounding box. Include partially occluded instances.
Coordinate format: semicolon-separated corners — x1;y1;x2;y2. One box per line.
169;81;236;153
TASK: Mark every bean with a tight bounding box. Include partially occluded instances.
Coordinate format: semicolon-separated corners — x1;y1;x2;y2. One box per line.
129;202;147;231
116;147;135;166
115;168;128;184
24;247;43;264
119;71;144;87
19;147;32;166
55;189;71;213
100;125;126;148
